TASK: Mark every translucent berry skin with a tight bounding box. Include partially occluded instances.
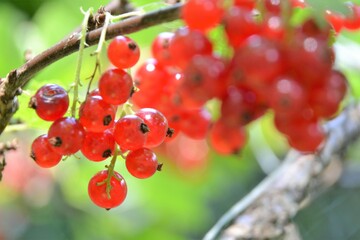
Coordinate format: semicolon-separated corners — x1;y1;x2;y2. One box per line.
81;131;115;162
48;117;85;155
107;36;140;69
31;134;62;168
99;68;133;105
132;59;172;108
209;120;247;155
29;84;69;121
224;6;261;48
135;108;169;148
169;27;213;70
151;32;174;66
88;170;127;209
182;0;224;32
114;115;149;151
180;108;211;140
79;96;116;132
126;148;158;179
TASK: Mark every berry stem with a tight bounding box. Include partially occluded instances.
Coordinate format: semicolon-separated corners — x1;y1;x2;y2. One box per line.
71;8;93;117
87;10;143;95
105;145;119;199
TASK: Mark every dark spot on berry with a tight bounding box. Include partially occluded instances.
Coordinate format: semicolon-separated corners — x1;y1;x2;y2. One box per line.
130;86;136;97
28;97;37;109
105;208;111;211
30;150;36;161
128;42;137;51
49;137;62;147
166;128;175;137
102;149;112;158
140;123;150;134
157;163;163;171
103;115;112;126
191;73;203;83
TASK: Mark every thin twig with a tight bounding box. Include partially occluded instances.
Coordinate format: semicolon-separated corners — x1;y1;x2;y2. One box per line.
204;103;360;240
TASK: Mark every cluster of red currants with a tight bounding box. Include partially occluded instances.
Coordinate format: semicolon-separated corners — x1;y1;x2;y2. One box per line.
30;36;171;209
132;0;351;154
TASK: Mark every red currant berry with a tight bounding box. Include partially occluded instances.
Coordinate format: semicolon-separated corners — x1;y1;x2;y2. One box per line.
151;32;174;66
88;170;127;209
31;134;62;168
344;3;360;30
79;96;116;132
131;59;172;109
182;0;224;32
223;6;261;48
135;108;169;148
48;117;85;155
169;27;213;70
325;10;345;33
81;131;115;162
126;148;158;179
99;68;134;105
180;108;211;140
268;76;307;116
114;115;149;150
29;84;69;121
107;36;140;69
209;120;247;155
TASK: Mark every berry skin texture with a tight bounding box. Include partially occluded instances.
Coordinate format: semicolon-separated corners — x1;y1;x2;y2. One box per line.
107;36;140;69
151;32;174;66
31;134;62;168
126;148;158;179
48;117;85;155
169;27;213;70
79;96;116;132
182;0;224;32
209;120;247;155
99;68;134;105
136;108;169;148
88;170;127;209
29;84;69;121
81;131;115;162
114;115;149;151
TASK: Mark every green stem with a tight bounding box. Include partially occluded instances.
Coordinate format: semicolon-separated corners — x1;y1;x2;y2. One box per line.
71;8;93;117
105;146;119;199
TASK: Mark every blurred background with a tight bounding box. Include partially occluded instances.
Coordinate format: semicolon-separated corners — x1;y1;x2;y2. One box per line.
1;0;360;239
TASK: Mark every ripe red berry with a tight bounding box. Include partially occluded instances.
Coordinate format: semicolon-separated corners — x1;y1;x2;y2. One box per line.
88;170;127;209
169;27;213;70
268;76;307;116
131;59;172;109
209;120;247;155
180;108;211;140
31;134;62;168
114;115;149;151
223;6;261;48
325;10;345;33
29;84;69;121
344;3;360;30
107;36;140;69
79;96;116;132
151;32;174;66
182;0;224;32
135;108;169;148
81;131;115;162
48;117;85;155
99;68;134;105
126;148;158;179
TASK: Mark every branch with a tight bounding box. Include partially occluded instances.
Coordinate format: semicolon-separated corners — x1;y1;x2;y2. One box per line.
0;2;182;135
204;103;360;240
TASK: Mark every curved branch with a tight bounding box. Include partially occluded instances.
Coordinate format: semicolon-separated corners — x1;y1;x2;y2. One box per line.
204;103;360;240
0;2;182;135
